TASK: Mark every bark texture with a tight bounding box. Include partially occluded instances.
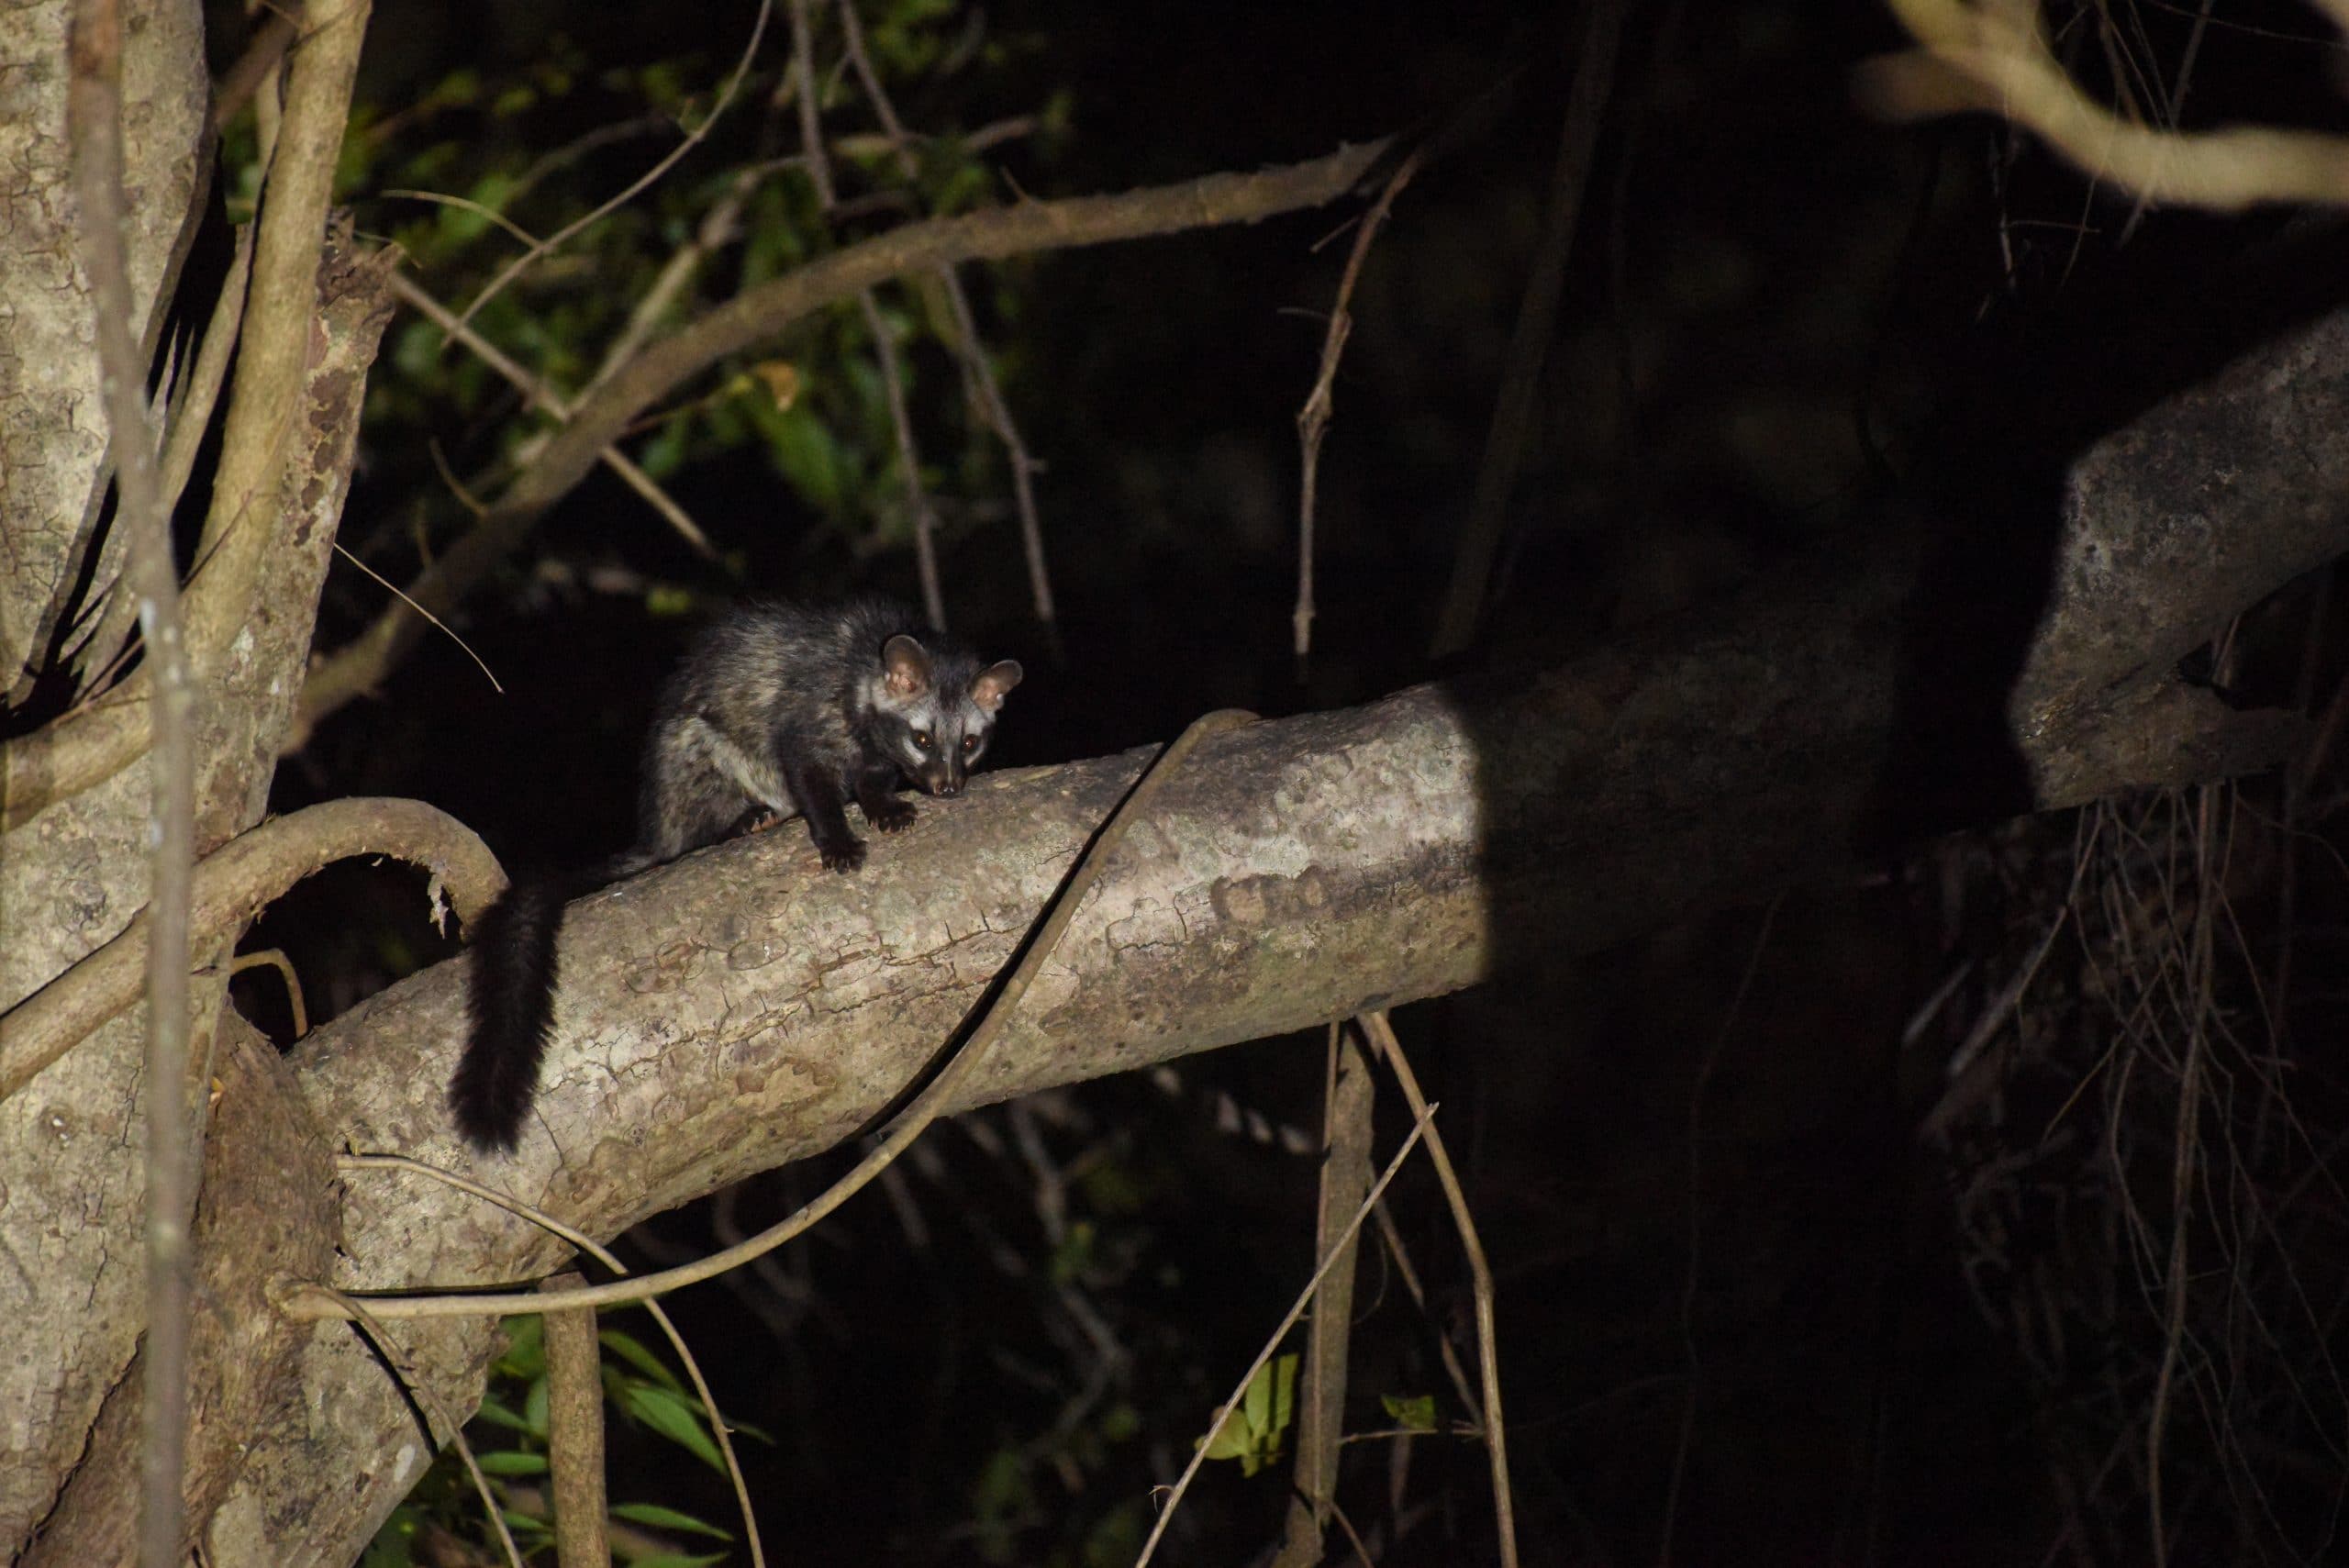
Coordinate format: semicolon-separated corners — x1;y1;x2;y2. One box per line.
20;1014;338;1568
0;233;395;1551
0;0;207;700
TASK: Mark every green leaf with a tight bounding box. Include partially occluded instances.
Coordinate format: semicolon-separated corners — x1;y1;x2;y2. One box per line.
358;1507;419;1568
469;1395;533;1434
1080;1499;1147;1568
600;1328;685;1393
626;1385;724;1472
494;1314;546;1378
523;1373;550;1439
1200;1353;1299;1477
1048;1219;1097;1286
475;1449;551;1476
767;403;846;518
1381;1393;1439;1432
637;412;690;481
610;1502;734;1540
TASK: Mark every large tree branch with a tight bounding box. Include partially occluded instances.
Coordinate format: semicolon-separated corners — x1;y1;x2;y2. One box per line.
295;139;1393;732
232;306;2347;1565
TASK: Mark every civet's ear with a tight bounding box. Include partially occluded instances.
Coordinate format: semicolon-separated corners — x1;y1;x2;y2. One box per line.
881;634;933;697
971;660;1023;712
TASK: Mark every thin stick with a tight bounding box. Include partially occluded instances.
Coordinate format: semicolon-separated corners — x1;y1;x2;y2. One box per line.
227;948;307;1039
328;1287;527;1568
446;0;775;342
835;0;1057;641
1359;1009;1520;1568
69;7;197;1565
340;1152;769;1568
1133;1108;1433;1568
2146;785;2216;1568
863;289;948;629
330;543;507;695
792;0;944;627
541;1273;611;1568
1657;896;1780;1568
1279;1022;1377;1562
1294;146;1423;673
389;269;715;558
283;708;1259;1323
1428;0;1627;659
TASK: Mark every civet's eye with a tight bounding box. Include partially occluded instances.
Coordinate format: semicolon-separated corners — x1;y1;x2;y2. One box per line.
912;731;933;751
963;735;979;751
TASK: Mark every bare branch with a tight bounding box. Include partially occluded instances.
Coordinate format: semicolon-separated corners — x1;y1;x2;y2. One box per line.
388;269;716;557
1858;0;2349;208
445;0;775;341
1295;147;1424;672
792;0;945;625
1276;1023;1376;1564
1430;0;1627;659
836;0;1059;638
0;797;504;1102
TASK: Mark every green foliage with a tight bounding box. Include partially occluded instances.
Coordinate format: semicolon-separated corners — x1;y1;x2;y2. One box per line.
1199;1352;1298;1478
365;1313;754;1565
1381;1391;1439;1432
249;0;1057;619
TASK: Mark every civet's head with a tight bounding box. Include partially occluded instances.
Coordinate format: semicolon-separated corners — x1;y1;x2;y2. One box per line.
871;633;1022;796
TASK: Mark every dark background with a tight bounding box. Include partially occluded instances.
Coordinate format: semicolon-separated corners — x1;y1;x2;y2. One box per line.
193;1;2349;1562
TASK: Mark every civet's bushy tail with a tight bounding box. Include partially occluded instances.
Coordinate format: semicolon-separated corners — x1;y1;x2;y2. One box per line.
451;875;567;1152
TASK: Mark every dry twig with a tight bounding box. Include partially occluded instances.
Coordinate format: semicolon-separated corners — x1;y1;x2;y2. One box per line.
0;798;502;1100
835;0;1060;641
341;1153;769;1568
1294;146;1424;673
1361;1009;1521;1568
1134;1107;1434;1568
1429;0;1627;659
68;6;196;1562
1858;0;2349;209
